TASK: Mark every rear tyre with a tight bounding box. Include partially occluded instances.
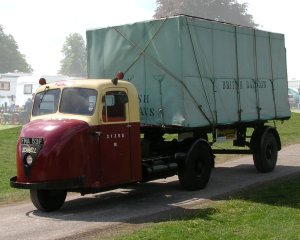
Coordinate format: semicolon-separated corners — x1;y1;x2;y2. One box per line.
178;140;212;190
253;132;278;173
30;189;67;212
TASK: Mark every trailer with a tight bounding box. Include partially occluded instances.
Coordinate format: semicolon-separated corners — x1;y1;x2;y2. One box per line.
11;16;290;211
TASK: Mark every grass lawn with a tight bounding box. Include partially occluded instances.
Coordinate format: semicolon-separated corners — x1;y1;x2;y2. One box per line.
276;110;300;145
0;126;27;204
115;175;300;240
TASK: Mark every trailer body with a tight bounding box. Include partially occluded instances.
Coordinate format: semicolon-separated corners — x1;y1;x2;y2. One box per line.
87;15;290;128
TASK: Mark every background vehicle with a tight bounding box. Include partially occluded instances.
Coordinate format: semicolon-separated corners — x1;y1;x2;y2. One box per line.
11;15;290;211
288;87;299;108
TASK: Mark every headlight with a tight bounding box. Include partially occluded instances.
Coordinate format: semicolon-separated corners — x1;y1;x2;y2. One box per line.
25;154;33;166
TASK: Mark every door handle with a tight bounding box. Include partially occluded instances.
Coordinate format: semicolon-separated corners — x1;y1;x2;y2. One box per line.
91;131;102;137
95;131;102;136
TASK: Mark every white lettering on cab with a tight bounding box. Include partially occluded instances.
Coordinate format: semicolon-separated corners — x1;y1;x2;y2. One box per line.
106;133;125;139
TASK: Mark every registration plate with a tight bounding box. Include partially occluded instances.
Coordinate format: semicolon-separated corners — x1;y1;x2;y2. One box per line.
21;137;44;145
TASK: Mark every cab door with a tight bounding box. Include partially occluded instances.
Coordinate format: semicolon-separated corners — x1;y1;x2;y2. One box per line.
99;89;132;186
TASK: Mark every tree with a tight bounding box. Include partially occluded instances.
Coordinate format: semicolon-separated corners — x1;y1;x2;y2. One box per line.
153;0;258;28
59;33;87;77
0;25;33;73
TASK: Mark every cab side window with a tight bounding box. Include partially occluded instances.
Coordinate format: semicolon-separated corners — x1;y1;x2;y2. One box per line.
60;88;97;115
102;91;128;122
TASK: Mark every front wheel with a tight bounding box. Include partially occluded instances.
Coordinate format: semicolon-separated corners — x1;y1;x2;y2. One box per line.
178;140;213;190
30;189;67;212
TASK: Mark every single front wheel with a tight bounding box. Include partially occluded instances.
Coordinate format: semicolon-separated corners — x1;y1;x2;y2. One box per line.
30;189;67;212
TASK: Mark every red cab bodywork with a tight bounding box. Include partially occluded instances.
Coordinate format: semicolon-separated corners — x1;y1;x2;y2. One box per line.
11;80;142;193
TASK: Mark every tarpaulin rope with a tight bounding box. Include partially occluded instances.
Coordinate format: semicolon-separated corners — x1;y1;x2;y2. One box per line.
112;19;167;75
253;29;261;120
234;26;242;122
268;32;278;119
185;17;217;128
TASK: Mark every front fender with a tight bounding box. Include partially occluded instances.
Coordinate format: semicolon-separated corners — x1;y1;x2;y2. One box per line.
16;119;98;185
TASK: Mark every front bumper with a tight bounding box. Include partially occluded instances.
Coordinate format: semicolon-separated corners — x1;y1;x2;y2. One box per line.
10;176;85;190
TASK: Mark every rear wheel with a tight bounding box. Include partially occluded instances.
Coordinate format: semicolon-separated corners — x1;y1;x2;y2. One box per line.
178;140;212;190
30;189;67;212
253;131;278;173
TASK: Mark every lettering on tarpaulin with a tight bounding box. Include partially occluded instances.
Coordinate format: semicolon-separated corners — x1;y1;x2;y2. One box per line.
140;107;155;117
138;94;150;104
222;80;243;90
222;80;267;90
138;94;155;117
246;80;267;89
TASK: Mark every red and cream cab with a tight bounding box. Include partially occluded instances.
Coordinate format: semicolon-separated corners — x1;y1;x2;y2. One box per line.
10;78;143;211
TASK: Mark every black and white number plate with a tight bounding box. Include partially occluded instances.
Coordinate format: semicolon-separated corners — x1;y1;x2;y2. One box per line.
21;137;44;145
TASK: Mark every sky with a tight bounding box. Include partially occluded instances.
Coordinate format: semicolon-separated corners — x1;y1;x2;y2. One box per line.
0;0;299;80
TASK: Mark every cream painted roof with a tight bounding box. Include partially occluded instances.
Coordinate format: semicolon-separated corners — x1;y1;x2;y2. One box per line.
32;79;140;125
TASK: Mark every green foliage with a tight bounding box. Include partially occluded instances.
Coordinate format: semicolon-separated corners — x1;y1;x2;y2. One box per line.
118;176;300;240
154;0;258;28
0;25;33;73
59;33;87;77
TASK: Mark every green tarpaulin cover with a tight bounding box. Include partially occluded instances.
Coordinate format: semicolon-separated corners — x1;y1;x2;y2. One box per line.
87;15;290;128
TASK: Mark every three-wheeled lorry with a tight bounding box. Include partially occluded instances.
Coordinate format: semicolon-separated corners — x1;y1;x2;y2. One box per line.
11;15;291;211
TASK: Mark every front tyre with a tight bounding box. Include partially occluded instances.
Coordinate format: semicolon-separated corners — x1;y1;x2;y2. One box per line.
30;189;67;212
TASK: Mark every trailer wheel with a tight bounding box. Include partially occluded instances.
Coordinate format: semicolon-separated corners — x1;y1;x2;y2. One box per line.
178;140;212;190
253;131;278;173
30;189;67;212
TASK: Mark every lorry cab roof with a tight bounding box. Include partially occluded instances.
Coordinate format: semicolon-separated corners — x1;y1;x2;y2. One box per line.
36;79;136;92
31;79;140;125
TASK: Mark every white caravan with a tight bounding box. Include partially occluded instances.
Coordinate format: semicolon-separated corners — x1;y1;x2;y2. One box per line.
0;72;32;108
15;75;80;107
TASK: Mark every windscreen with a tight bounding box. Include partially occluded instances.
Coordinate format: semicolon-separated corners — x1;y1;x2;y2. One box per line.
32;89;61;116
32;87;98;116
60;88;97;115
